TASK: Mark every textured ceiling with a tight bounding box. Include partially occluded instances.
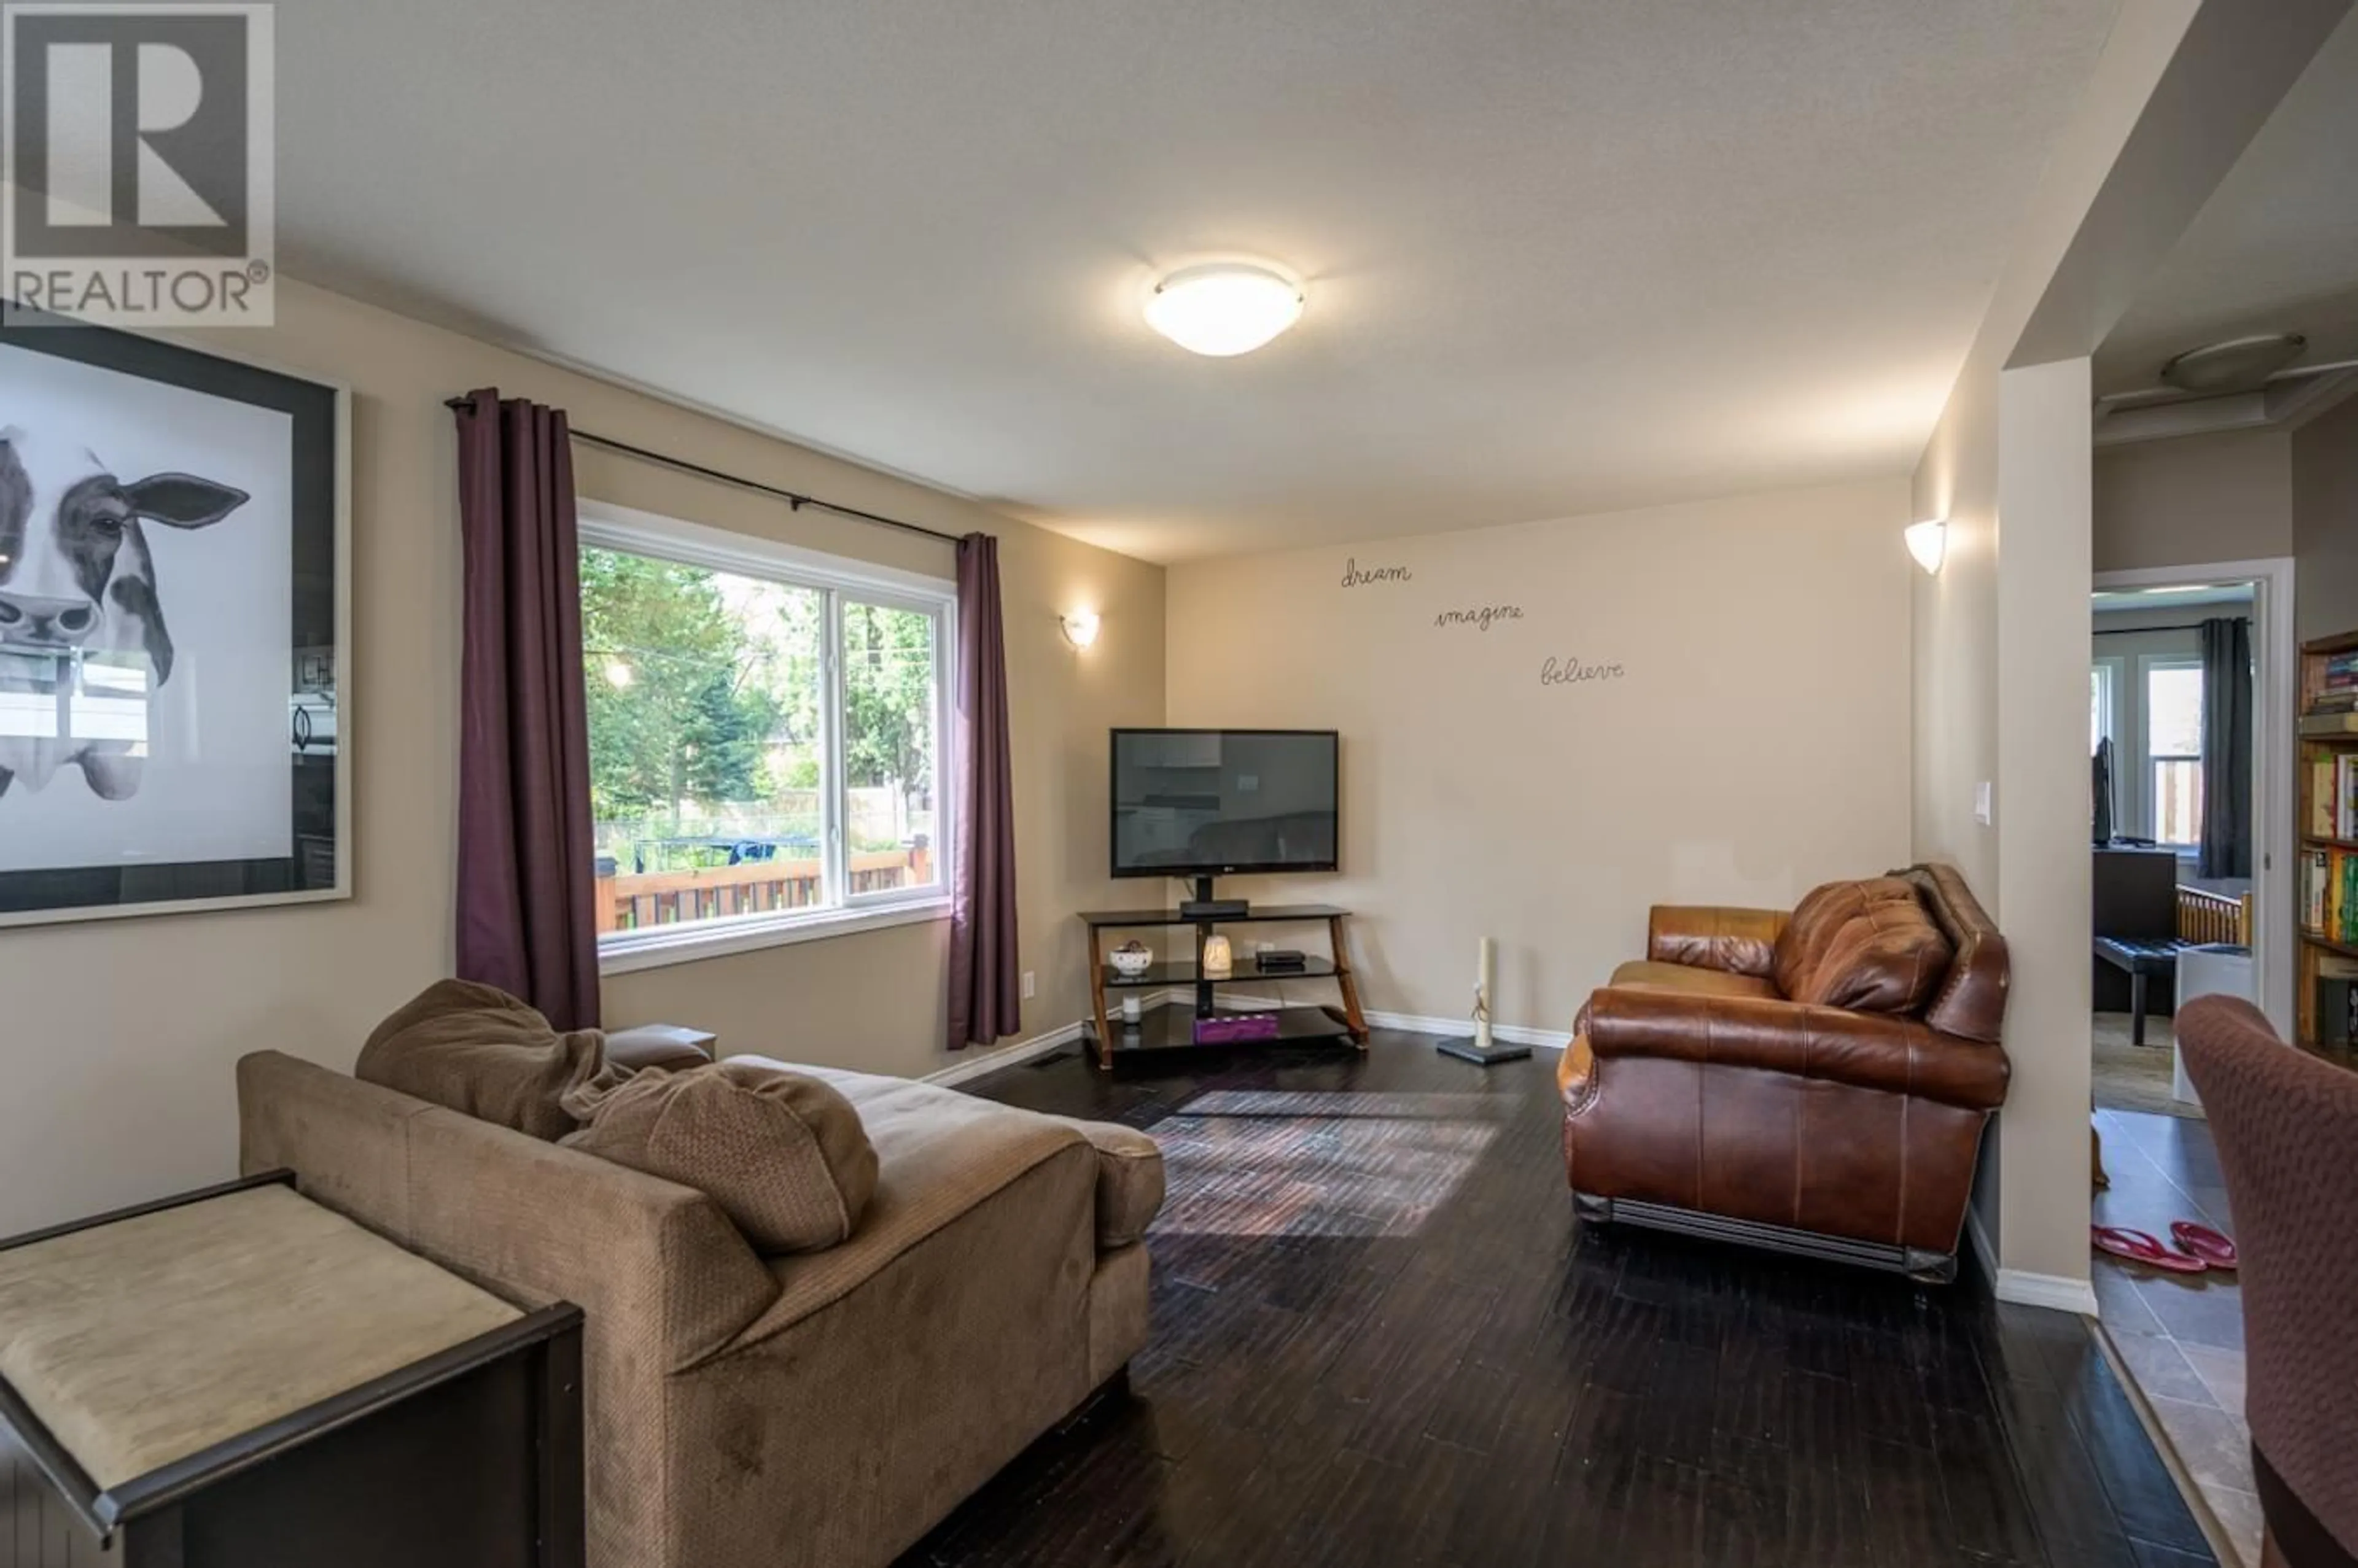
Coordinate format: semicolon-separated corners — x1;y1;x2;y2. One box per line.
2096;10;2358;399
273;0;2124;561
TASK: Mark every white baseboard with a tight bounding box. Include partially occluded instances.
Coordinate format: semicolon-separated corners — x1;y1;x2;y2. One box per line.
924;1021;1083;1086
1992;1267;2100;1316
1364;1007;1571;1050
1964;1202;2099;1314
1211;993;1571;1050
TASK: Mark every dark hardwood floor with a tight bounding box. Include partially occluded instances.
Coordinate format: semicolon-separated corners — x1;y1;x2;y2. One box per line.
897;1030;2216;1568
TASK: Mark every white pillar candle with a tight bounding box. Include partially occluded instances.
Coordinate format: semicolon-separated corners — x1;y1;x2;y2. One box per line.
1476;936;1495;1050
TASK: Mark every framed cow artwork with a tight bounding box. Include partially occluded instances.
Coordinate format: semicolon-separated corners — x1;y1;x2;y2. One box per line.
0;314;349;926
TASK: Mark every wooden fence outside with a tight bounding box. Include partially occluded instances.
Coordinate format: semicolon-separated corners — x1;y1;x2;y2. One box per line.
595;847;934;932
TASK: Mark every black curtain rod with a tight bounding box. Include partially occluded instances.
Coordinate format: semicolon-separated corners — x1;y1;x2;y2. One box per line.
2092;622;2230;636
442;396;965;546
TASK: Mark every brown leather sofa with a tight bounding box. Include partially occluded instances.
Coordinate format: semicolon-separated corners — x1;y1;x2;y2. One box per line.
1558;864;2010;1281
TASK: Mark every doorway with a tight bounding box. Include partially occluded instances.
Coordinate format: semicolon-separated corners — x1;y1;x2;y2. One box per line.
2086;556;2292;1568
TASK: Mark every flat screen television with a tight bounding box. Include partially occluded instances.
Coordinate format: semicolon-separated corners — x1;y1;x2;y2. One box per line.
1110;728;1338;878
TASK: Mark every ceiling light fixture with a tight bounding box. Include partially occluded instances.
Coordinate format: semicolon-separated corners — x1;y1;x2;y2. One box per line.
1904;519;1947;575
1144;264;1304;357
2160;333;2306;395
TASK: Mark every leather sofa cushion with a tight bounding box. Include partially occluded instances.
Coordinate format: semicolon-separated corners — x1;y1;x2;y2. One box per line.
562;1060;880;1254
1773;879;1953;1015
356;979;601;1140
1608;960;1781;1001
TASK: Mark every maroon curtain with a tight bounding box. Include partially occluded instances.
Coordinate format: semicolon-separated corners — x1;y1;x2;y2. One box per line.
452;389;601;1030
947;533;1021;1050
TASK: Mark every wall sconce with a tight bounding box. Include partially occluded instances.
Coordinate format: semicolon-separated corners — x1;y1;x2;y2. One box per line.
1904;519;1947;575
1060;611;1101;650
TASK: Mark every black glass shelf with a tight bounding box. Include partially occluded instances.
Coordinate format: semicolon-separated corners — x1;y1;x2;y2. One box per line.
1100;956;1339;989
1083;1001;1360;1057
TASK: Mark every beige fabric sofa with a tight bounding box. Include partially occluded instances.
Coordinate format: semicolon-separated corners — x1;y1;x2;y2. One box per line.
238;1049;1162;1568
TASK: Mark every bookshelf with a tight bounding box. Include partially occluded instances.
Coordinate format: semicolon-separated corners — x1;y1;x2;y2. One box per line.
2297;627;2358;1049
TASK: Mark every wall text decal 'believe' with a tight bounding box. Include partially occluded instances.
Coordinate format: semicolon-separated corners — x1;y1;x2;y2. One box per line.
1540;656;1625;686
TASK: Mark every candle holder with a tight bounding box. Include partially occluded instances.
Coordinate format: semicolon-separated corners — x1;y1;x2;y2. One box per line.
1436;937;1531;1066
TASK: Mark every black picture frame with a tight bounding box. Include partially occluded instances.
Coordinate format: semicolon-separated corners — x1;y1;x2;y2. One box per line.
0;309;349;926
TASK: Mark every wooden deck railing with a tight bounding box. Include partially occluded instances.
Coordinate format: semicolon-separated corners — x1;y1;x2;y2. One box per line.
2176;884;2252;947
595;847;933;932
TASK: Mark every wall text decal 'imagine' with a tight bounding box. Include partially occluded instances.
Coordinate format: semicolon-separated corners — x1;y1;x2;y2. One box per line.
1539;656;1625;686
1434;604;1525;631
1340;557;1413;587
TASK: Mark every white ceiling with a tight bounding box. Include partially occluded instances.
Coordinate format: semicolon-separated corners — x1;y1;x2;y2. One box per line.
2095;10;2358;400
274;0;2124;562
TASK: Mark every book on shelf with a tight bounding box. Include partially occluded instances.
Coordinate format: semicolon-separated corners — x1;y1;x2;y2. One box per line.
2302;710;2358;737
2307;755;2358;838
2301;847;2358;945
2322;977;2358;1047
2319;955;2358;1046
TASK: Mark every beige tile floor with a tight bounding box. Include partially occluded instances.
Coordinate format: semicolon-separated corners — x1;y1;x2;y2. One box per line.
2093;1103;2260;1567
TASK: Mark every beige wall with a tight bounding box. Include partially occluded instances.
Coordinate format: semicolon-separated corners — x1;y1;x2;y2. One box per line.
0;279;1162;1235
2292;393;2358;642
2094;429;2294;573
1164;479;1915;1036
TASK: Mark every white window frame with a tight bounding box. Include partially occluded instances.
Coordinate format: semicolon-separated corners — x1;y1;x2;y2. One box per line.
2138;653;2204;851
578;502;956;976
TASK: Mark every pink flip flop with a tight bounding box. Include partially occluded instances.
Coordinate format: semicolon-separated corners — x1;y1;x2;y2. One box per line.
2093;1225;2209;1273
2169;1221;2238;1271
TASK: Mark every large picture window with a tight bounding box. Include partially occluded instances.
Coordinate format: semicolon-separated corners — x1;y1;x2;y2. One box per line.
579;509;951;969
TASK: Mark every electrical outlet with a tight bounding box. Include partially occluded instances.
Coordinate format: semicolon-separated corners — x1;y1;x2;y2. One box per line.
1021;970;1036;1000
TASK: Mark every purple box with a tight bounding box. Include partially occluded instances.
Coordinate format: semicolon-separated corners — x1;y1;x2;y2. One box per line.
1194;1012;1282;1044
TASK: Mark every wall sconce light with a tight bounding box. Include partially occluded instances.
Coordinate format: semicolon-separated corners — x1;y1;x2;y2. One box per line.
1060;611;1101;650
1904;519;1947;575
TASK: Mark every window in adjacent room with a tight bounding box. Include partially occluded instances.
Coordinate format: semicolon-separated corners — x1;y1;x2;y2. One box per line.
2091;658;2120;831
2144;657;2204;847
578;509;952;968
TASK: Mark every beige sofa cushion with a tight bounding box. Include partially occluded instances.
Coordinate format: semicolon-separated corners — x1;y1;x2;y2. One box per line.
356;979;601;1139
1037;1116;1165;1247
780;1063;1167;1251
561;1060;879;1254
